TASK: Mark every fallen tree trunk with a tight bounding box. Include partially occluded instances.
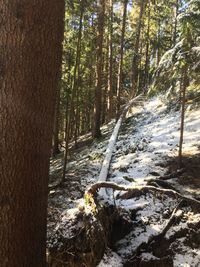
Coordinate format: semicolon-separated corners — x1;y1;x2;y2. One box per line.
98;95;143;196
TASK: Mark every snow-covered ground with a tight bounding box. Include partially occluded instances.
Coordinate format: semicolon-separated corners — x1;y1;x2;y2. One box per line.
109;97;200;186
48;96;200;267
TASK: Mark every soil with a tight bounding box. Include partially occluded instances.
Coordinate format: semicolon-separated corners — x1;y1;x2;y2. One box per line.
47;102;200;267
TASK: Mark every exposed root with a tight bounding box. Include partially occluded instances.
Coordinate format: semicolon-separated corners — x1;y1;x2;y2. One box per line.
48;182;200;266
86;181;200;208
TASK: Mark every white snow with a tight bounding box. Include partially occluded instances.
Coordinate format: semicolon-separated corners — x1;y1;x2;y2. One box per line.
96;96;200;267
107;97;200;190
49;96;200;266
97;249;123;267
173;243;200;267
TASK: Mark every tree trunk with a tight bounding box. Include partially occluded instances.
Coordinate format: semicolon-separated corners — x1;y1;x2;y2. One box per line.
52;84;61;156
0;1;64;266
144;1;151;91
156;20;161;66
116;0;128;116
93;0;106;138
107;0;114;121
173;0;179;46
131;0;146;97
178;65;188;168
62;4;83;182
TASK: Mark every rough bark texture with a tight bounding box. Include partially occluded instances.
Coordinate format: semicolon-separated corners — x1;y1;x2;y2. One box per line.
0;1;64;266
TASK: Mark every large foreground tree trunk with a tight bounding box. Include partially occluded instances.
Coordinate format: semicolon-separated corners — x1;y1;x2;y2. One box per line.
0;1;64;266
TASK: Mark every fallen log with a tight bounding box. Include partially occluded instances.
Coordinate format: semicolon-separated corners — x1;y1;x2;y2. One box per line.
98;95;144;196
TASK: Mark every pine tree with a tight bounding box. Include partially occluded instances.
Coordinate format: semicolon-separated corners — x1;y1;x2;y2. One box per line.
0;1;64;266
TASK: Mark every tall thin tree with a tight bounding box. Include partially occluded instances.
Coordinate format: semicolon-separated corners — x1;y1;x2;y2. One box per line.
62;3;84;183
107;0;114;121
116;0;128;116
131;0;146;96
93;0;106;138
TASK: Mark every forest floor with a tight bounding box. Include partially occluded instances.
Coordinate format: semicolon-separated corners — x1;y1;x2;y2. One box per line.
47;97;200;267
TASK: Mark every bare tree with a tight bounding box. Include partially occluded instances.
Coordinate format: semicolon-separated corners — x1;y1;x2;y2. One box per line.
93;0;106;138
116;0;128;116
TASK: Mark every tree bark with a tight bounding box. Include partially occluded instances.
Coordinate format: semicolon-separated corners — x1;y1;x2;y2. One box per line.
144;1;151;91
52;84;61;156
173;0;179;46
0;1;64;266
62;4;83;182
93;0;106;138
97;95;143;197
116;0;128;116
131;0;146;97
179;65;188;168
107;0;114;121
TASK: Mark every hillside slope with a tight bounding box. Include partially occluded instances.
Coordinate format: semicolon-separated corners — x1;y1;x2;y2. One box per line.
48;97;200;267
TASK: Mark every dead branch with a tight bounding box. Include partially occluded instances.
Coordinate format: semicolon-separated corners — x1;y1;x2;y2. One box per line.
86;181;200;207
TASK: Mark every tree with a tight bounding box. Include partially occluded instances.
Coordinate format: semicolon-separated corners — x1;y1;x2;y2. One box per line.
93;0;106;138
131;0;146;96
0;1;64;266
151;0;200;165
52;83;61;156
62;0;84;183
116;0;128;115
107;0;114;121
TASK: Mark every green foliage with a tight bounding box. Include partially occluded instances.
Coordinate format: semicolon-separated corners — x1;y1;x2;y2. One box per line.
84;193;98;214
149;0;200;99
57;0;199;148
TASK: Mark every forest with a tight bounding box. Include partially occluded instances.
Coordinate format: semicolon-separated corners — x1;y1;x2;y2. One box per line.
0;0;200;267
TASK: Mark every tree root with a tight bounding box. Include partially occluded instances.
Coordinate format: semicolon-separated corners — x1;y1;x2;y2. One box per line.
86;181;200;208
48;182;200;267
147;179;179;191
